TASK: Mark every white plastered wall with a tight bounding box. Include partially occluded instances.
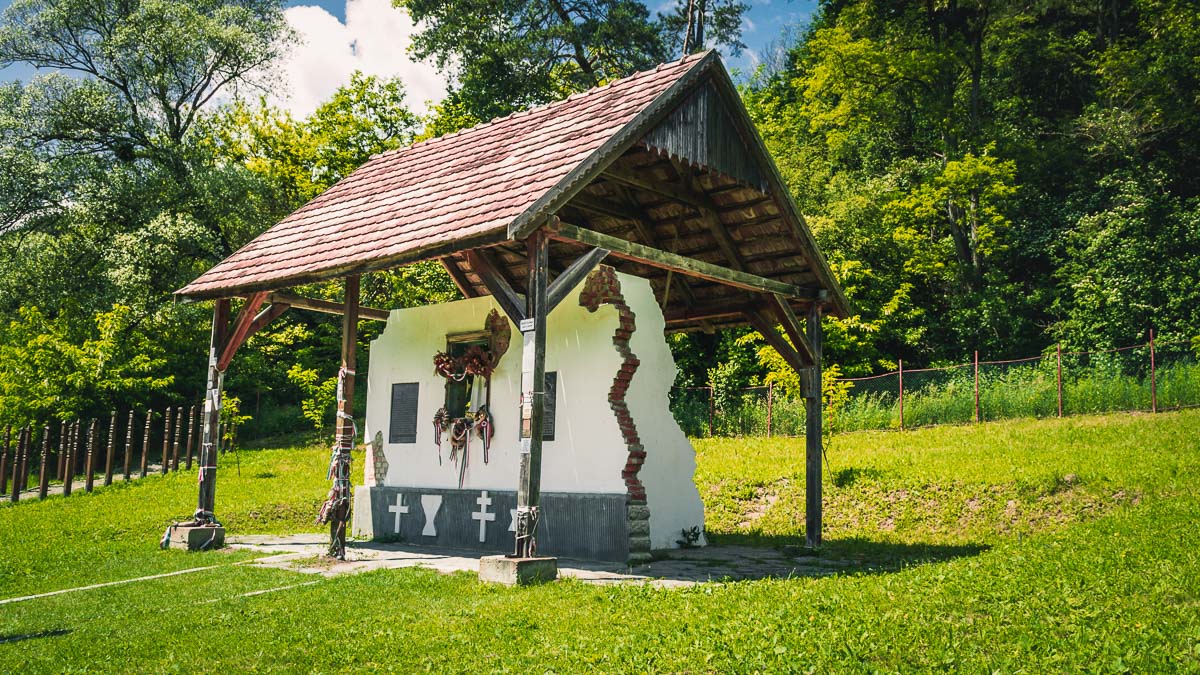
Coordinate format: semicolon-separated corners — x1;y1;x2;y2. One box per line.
362;268;705;549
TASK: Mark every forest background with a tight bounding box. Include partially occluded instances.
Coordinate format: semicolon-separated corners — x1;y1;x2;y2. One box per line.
0;0;1197;437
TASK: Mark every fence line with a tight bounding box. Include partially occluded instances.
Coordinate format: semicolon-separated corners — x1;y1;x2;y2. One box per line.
1;403;206;504
671;335;1198;438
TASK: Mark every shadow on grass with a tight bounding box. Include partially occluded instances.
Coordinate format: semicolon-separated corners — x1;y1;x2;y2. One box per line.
0;629;72;645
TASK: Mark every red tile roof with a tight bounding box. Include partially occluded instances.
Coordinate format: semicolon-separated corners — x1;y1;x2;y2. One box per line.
178;52;713;298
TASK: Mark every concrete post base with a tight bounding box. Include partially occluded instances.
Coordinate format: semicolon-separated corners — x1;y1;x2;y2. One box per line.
166;525;225;551
479;555;558;586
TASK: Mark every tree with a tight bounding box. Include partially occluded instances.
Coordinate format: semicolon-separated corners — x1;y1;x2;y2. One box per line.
661;0;748;56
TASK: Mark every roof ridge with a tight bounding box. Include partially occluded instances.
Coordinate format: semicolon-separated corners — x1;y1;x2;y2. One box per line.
371;52;708;162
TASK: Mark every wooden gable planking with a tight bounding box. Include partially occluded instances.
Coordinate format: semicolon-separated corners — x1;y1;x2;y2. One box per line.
642;77;768;194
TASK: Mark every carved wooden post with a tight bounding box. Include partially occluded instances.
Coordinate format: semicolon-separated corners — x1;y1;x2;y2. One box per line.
85;420;97;493
319;277;359;560
805;301;824;549
974;350;981;423
104;411;117;486
514;232;549;558
123;411;134;481
39;424;51;500
0;426;9;496
171;407;183;472
57;421;67;482
1149;328;1157;413
195;300;230;523
184;405;196;470
140;410;152;477
898;359;905;431
161;409;172;476
62;422;76;497
1056;343;1064;418
10;427;25;502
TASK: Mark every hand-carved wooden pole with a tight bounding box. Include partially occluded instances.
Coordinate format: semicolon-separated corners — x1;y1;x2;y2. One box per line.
514;231;549;558
11;427;26;502
171;407;183;472
57;420;67;482
318;276;359;559
62;422;76;497
195;300;230;524
0;426;9;496
84;420;97;493
123;412;134;481
160;410;172;476
140;411;152;477
39;424;51;499
184;405;196;471
804;300;824;550
104;411;117;486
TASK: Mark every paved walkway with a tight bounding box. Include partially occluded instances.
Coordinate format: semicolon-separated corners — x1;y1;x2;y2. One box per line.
229;534;860;587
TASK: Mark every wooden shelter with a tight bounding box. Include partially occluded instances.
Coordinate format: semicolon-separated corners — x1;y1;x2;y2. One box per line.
175;50;849;559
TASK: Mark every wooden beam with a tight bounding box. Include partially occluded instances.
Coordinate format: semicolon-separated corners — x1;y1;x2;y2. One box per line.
549;220;816;299
194;298;229;523
606;184;705;312
546;247;609;312
601;167;704;209
244;302;291;339
568;193;643;222
514;231;549;559
266;292;390;322
465;248;527;325
216;292;268;372
441;257;478;298
327;275;360;560
767;294;816;366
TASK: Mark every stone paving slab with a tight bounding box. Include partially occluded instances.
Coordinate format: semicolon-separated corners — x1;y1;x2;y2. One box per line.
228;534;860;587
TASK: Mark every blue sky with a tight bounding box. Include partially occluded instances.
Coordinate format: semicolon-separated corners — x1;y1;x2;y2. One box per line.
0;0;816;114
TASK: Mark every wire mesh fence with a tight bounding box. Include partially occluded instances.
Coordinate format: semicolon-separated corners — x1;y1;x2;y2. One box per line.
672;335;1199;437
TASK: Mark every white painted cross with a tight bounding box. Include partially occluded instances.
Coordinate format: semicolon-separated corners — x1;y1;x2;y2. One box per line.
472;490;496;543
388;493;409;534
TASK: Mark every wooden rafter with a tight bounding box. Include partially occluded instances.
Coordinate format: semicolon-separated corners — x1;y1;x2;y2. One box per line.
602;166;704;209
267;292;390;322
550;219;818;299
441;256;479;298
766;293;816;366
465;248;527;325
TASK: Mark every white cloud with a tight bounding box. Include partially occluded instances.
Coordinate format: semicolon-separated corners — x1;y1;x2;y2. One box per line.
272;0;447;118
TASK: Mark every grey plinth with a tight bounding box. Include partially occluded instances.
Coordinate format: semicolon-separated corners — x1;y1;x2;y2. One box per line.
166;525;225;551
479;555;558;586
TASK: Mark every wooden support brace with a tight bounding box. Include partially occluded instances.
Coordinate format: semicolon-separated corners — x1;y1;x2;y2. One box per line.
465;248;527;325
546;247;609;313
549;220;816;299
441;257;479;298
767;294;816;366
216;292;268;372
744;309;810;378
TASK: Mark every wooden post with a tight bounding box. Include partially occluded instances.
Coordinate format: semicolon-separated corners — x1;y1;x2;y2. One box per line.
974;350;981;423
57;421;67;482
62;422;75;497
767;381;774;438
10;427;24;502
184;405;196;470
171;407;183;472
161;409;172;476
196;299;231;523
39;424;50;500
804;302;824;550
320;277;359;559
104;411;117;487
140;410;152;477
1056;343;1064;418
123;412;134;481
85;420;97;493
1149;328;1157;413
514;232;549;559
898;359;905;431
0;426;9;496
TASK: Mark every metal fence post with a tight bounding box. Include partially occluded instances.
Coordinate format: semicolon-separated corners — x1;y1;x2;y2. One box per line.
974;350;981;423
898;359;905;431
1149;328;1157;413
700;384;710;437
1056;343;1064;418
767;381;774;438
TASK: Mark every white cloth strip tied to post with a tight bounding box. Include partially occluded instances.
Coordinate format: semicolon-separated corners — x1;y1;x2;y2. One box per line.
318;366;356;526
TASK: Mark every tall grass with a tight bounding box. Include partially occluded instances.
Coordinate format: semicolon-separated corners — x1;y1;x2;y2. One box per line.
671;357;1200;436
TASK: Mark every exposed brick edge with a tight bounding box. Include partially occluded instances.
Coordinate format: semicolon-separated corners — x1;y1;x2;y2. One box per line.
579;266;651;562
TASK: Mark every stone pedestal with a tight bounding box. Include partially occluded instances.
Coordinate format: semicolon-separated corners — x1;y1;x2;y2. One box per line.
479;555;558;586
166;525;225;551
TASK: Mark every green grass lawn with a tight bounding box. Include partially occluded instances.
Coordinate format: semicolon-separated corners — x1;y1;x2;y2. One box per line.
2;411;1198;672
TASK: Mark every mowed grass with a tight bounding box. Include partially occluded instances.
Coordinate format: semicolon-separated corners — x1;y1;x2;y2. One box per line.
1;411;1198;672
